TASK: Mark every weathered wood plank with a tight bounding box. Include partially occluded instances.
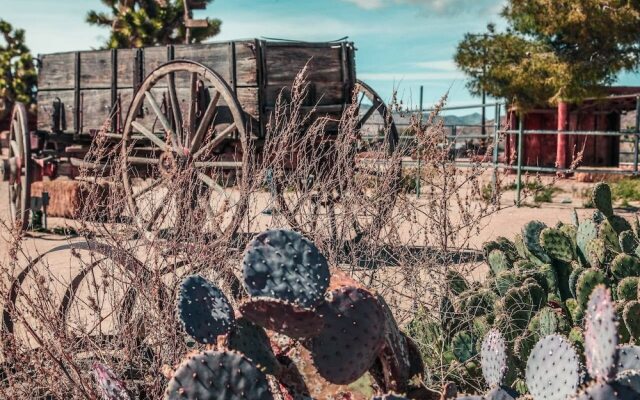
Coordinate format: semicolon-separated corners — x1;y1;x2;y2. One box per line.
39;53;76;90
79;50;112;88
173;43;231;84
143;46;168;82
80;89;112;132
264;45;343;85
235;41;258;87
264;82;346;108
37;90;75;132
236;87;259;120
117;49;137;89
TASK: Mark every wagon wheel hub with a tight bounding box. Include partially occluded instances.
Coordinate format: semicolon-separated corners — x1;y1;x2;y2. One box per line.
158;151;180;178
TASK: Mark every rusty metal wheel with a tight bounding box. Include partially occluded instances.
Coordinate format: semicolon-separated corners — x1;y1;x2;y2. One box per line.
121;61;250;243
274;81;401;243
7;102;32;231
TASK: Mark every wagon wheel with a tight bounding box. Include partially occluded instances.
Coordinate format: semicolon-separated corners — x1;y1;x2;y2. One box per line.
273;81;401;243
7;102;32;231
122;61;250;244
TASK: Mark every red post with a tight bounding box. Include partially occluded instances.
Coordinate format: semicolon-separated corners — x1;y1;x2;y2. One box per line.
556;101;569;171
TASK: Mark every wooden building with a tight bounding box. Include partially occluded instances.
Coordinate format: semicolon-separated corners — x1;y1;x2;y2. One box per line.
507;87;640;169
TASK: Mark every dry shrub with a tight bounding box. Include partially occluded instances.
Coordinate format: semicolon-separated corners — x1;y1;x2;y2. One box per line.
0;68;555;398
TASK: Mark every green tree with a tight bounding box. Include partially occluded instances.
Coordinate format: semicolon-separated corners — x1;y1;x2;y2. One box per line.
87;0;222;48
455;1;640;107
0;19;37;118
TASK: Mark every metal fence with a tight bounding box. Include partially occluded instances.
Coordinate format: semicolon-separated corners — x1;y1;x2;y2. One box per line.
371;98;640;207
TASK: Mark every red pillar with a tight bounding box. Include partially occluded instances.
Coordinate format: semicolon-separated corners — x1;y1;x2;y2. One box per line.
556;101;569;170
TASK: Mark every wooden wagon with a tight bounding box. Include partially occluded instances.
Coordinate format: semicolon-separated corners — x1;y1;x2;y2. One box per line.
2;39;398;238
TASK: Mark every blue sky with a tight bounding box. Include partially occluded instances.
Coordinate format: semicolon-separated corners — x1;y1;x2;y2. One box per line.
2;0;640;113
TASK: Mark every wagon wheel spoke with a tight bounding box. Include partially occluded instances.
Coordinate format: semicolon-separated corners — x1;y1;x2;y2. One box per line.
190;91;221;153
192;123;236;160
197;172;226;196
9;140;20;160
145;91;180;153
143;193;170;231
131;121;170;151
166;73;184;147
188;72;198;136
357;98;381;129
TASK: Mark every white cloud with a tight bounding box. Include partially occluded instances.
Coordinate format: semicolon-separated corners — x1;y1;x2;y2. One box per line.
414;60;458;71
359;70;463;81
342;0;503;15
343;0;386;10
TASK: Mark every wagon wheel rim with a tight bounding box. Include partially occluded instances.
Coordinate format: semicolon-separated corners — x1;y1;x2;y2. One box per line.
7;102;32;231
122;61;250;244
274;82;401;243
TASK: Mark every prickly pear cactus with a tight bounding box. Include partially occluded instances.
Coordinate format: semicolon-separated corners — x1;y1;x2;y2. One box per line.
623;301;640;341
576;269;606;309
522;221;552;264
611;253;640;280
568;381;638;400
226;317;280;375
584;285;618;381
92;363;131;400
616;345;640;373
488;249;512;275
239;297;324;339
311;286;385;384
619;231;639;255
576;218;598;263
525;334;580;400
592;182;614;218
480;329;508;387
165;350;273;400
452;331;476;363
617;277;639;302
242;229;330;308
176;275;235;344
540;227;574;262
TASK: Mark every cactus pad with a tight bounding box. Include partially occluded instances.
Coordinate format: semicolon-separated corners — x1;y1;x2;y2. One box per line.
569;266;586;299
242;229;330;308
584;285;618;381
480;329;508;387
165;350;273;400
576;268;606;309
92;363;131;400
585;238;607;267
611;253;640;280
568;381;638;400
616;345;640;373
445;269;469;295
623;301;640;341
540;227;574;262
488;249;512;275
239;297;324;338
177;275;235;344
522;220;552;263
592;182;614;218
227;317;280;375
619;230;639;255
577;218;598;263
617;277;639;302
310;286;385;384
377;295;412;393
525;334;580;400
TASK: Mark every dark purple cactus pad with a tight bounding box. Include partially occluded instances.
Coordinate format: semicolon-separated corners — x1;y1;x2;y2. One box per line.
568;381;638;400
239;297;324;339
176;275;235;344
616;345;640;373
455;387;516;400
584;285;618;381
525;334;581;400
242;229;330;308
165;350;273;400
92;363;131;400
227;317;280;376
481;329;508;387
375;294;411;393
311;286;385;385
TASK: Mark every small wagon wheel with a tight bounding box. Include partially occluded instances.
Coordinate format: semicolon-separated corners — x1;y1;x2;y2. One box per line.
273;81;401;243
7;102;32;231
122;61;250;243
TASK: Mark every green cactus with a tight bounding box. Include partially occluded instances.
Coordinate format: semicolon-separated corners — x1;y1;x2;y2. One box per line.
539;264;559;295
445;269;469;296
540;227;574;262
617;277;639;302
569;266;586;299
452;331;476;362
592;182;614;218
623;301;640;341
528;307;570;337
576;268;606;309
619;230;639;255
568;326;585;356
522;221;552;264
611;253;640;280
616;301;632;343
488;249;512;275
585;238;607;268
576;218;598;264
494;270;519;296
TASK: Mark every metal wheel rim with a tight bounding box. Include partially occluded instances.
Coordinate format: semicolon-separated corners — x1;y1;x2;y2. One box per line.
7;102;31;231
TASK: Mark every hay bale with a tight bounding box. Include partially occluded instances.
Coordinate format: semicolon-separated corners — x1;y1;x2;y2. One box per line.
31;180;112;219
